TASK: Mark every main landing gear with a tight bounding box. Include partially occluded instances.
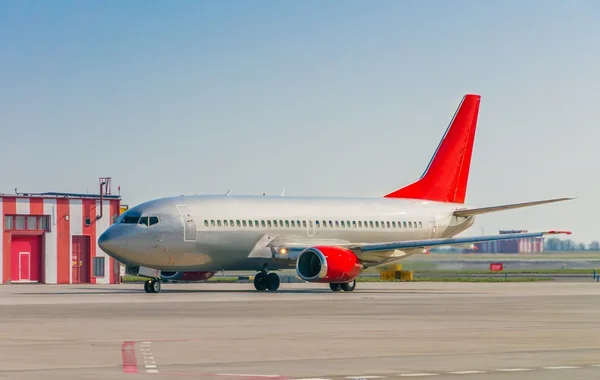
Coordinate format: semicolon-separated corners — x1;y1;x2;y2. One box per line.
144;278;162;293
329;280;356;292
253;270;280;291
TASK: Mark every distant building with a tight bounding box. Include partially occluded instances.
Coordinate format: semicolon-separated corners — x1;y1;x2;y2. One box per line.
1;178;123;284
475;230;544;253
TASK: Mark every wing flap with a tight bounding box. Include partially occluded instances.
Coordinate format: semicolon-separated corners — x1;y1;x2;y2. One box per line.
453;197;575;217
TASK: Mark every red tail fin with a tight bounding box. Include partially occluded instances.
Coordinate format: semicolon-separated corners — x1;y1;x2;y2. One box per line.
384;94;481;204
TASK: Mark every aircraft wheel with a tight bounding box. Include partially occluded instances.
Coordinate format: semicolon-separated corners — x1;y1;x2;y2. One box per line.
266;272;280;291
341;280;356;292
329;283;342;292
151;279;161;293
144;280;151;293
254;272;267;291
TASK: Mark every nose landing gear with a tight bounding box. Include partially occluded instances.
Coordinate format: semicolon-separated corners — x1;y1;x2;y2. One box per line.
144;278;162;293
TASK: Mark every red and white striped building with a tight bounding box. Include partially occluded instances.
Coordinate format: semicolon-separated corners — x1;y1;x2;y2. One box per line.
475;230;544;253
1;181;122;284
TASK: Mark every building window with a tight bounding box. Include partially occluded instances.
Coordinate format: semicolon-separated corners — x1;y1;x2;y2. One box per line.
26;216;37;230
93;257;105;277
39;217;48;231
4;216;13;229
15;216;25;230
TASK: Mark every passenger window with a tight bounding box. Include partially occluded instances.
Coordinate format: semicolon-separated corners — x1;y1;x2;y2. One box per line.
236;220;241;227
217;220;222;227
403;221;407;228
303;220;307;228
255;220;259;227
322;221;327;227
204;220;209;227
329;221;333;227
267;220;272;227
408;221;412;228
392;221;396;228
242;220;247;227
211;220;215;227
335;221;339;227
224;220;229;227
285;220;290;227
139;217;149;226
261;220;265;227
419;221;422;228
386;221;391;228
315;220;320;227
341;221;345;227
291;220;296;227
149;216;159;226
358;221;362;228
273;220;278;227
309;220;313;228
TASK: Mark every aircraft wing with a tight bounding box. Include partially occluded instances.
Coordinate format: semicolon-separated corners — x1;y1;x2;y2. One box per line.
265;230;572;265
453;197;575;217
355;230;571;252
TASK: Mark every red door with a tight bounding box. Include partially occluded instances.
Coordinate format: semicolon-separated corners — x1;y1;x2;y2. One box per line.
72;236;91;284
11;235;42;282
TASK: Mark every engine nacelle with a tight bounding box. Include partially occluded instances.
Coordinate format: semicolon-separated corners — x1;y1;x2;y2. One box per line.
296;246;363;283
160;271;216;282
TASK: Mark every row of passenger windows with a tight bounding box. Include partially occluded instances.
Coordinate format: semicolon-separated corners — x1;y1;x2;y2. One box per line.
203;219;423;229
119;215;160;226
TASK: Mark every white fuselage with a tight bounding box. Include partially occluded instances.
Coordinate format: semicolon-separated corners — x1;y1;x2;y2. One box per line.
100;195;475;272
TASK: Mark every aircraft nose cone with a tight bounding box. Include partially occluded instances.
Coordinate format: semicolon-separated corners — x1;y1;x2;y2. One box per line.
98;228;127;258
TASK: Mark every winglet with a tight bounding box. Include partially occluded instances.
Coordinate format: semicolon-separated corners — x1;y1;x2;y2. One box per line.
545;230;572;235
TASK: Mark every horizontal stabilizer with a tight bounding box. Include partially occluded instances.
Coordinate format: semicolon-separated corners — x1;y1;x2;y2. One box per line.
453;197;575;218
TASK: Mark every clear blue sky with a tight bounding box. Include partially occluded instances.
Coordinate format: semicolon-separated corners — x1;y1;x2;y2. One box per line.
1;1;598;243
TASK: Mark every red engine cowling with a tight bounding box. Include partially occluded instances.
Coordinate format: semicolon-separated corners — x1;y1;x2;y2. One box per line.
296;246;363;283
160;271;215;282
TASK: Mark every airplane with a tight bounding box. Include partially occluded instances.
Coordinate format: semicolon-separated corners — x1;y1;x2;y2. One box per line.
98;93;574;294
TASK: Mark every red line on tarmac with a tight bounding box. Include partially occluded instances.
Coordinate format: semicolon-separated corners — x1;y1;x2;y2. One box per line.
122;341;139;374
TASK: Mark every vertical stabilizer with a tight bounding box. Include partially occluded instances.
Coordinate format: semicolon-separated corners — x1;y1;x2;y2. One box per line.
384;94;481;204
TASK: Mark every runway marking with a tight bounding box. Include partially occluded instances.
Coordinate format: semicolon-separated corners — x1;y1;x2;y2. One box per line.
139;341;159;374
217;375;282;378
495;368;533;372
447;370;486;374
345;377;384;379
399;374;439;377
542;366;580;370
121;341;138;374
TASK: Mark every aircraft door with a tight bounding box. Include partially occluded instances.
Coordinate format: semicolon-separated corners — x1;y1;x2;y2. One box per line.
176;204;197;242
428;214;438;239
306;217;315;237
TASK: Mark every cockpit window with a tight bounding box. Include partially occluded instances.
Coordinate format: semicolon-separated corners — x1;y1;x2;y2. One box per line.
149;216;159;225
139;217;149;226
121;216;141;224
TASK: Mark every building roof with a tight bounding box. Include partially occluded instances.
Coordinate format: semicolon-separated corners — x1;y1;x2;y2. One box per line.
0;192;121;200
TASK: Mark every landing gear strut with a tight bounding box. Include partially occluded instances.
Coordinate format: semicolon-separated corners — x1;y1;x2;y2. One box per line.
144;278;161;293
329;280;356;292
253;270;280;291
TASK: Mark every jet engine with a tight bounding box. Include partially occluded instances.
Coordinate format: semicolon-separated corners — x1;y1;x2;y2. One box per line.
160;271;216;282
296;246;363;283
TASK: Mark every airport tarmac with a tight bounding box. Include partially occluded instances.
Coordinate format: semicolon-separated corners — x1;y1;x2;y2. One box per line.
1;282;600;380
